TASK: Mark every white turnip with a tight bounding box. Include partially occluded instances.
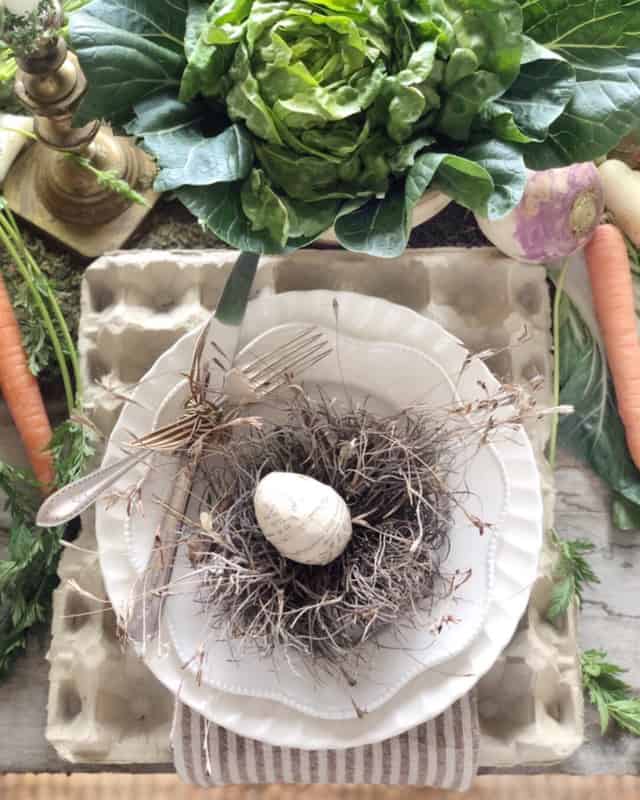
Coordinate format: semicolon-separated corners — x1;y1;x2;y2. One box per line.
598;159;640;247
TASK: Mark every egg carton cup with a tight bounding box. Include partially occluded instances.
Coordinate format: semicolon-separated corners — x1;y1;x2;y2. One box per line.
46;248;583;768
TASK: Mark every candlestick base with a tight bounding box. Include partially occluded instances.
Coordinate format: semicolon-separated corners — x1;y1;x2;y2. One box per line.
3;132;159;258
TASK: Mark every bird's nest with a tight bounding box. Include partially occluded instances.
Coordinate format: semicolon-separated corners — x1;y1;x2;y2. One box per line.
181;390;469;669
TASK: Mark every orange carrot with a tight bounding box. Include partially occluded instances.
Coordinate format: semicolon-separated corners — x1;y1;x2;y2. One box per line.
0;271;54;491
585;224;640;469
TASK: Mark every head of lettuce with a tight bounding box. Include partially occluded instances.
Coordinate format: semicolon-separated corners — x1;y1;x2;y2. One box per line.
70;0;640;255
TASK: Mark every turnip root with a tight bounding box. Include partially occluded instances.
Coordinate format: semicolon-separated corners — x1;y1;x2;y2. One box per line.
598;159;640;247
0;114;33;185
476;163;604;264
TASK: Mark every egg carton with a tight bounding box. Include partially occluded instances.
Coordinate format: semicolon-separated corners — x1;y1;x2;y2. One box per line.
46;248;583;768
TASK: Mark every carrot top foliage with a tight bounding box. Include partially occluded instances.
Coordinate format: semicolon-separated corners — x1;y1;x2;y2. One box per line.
0;202;94;680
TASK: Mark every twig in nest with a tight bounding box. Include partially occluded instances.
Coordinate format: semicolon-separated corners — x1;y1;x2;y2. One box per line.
180;391;458;670
138;374;569;673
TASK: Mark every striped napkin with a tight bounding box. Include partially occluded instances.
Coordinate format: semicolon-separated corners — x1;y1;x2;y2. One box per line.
172;691;479;790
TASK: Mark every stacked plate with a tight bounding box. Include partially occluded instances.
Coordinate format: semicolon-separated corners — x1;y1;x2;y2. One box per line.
96;291;543;750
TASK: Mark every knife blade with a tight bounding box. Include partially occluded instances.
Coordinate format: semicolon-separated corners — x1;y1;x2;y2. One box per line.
127;251;260;644
35;253;261;529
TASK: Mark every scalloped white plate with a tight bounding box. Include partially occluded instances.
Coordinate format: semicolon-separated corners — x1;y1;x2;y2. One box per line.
96;290;543;749
160;328;503;720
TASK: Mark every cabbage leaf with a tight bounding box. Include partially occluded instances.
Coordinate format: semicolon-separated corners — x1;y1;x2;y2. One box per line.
518;0;640;168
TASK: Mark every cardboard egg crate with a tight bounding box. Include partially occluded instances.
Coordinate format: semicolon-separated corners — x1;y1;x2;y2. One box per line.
46;248;583;768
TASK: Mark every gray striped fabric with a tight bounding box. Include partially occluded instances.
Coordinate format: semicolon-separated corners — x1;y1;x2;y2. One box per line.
172;691;479;790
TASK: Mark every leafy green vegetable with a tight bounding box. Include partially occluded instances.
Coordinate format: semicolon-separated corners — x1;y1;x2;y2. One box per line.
546;530;599;622
178;182;336;252
1;237;80;381
334;185;409;257
0;463;64;679
71;0;188;126
556;282;640;530
582;650;640;736
0;206;93;680
127;93;253;191
334;140;526;256
70;0;640;255
543;542;640;738
487;38;575;144
519;0;640;168
0;420;94;680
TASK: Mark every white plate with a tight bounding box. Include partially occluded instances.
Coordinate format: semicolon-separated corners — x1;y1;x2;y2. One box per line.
161;326;504;720
96;291;543;749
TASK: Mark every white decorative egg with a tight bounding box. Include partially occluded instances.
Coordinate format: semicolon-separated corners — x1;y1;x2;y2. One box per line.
253;472;352;566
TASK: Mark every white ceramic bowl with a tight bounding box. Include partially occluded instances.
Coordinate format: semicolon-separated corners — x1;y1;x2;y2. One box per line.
161;324;503;719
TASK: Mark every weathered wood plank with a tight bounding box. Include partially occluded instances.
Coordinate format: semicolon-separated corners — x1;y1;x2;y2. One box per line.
550;452;640;775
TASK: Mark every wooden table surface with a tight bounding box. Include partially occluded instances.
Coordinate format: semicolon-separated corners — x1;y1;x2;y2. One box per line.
1;450;639;775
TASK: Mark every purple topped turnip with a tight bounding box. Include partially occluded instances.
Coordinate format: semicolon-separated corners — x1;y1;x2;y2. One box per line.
476;163;604;264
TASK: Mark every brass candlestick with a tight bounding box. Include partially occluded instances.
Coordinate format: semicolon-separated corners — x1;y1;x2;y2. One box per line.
3;2;158;257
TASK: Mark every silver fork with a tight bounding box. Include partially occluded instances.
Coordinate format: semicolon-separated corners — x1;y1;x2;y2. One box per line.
126;326;332;643
36;328;332;529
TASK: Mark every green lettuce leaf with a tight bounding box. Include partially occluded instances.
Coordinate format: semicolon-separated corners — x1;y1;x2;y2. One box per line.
483;38;575;143
407;141;525;219
180;0;237;102
185;0;209;58
519;0;640;167
411;0;525;140
241;168;290;246
239;166;341;246
334;185;409;257
335;139;526;257
129;92;253;191
428;0;524;86
178;182;339;252
71;0;187;125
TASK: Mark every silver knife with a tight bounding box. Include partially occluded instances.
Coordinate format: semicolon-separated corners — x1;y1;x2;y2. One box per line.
36;252;261;529
127;251;260;643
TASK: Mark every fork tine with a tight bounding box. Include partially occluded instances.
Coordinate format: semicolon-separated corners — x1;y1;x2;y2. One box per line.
281;342;333;376
254;353;333;398
246;337;330;385
240;327;320;369
242;332;326;383
258;340;332;382
242;328;327;382
239;327;321;371
254;345;333;394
